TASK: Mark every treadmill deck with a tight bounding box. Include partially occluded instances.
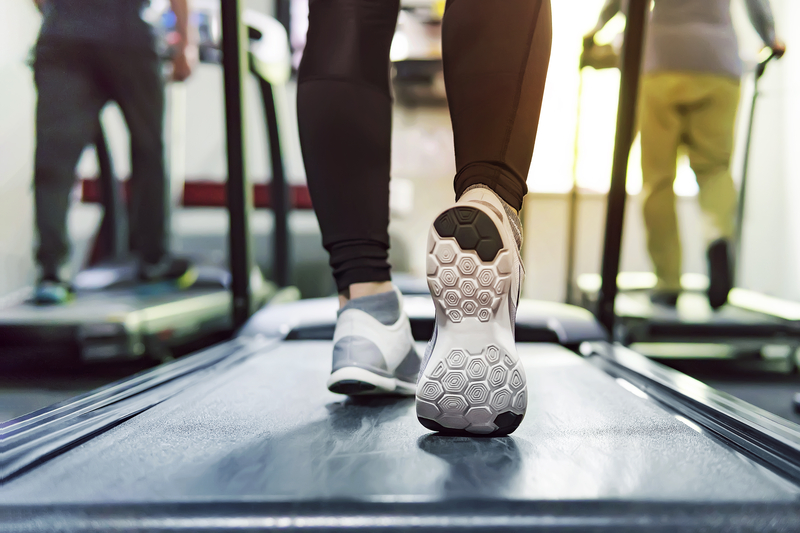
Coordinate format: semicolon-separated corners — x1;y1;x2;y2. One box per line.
2;341;797;504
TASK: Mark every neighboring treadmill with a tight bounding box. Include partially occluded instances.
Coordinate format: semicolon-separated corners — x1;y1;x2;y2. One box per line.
0;12;293;366
576;52;800;364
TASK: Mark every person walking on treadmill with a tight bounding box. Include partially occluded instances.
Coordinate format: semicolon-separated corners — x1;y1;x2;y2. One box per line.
299;0;551;436
31;0;195;304
586;0;785;309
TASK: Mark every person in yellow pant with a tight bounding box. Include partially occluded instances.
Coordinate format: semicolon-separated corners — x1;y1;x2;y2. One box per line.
587;0;785;308
639;74;741;306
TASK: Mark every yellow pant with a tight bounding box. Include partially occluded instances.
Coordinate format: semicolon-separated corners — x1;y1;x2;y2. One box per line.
639;72;741;291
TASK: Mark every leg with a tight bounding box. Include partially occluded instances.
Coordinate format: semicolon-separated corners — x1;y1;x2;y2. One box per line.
640;73;683;293
299;0;419;397
100;47;167;265
33;40;105;280
297;0;399;296
685;76;740;243
443;0;552;211
685;74;740;308
418;2;552;437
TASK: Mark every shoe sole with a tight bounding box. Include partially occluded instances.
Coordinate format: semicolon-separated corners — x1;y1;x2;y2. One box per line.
417;205;526;437
328;367;416;396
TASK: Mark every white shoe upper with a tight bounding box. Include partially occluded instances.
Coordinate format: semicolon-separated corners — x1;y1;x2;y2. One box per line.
330;287;420;388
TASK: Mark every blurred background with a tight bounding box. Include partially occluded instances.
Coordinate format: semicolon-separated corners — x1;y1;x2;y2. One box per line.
1;0;800;420
2;0;798;304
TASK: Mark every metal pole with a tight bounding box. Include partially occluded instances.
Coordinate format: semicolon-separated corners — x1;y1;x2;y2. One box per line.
597;0;649;335
256;76;290;287
220;0;254;328
733;53;775;281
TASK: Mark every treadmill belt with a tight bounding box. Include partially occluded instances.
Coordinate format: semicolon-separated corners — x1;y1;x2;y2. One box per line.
616;292;787;325
1;342;797;504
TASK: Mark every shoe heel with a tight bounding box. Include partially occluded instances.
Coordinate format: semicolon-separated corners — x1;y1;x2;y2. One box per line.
426;206;514;325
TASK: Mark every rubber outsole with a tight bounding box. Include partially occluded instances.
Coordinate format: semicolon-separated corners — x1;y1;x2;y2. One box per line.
328;367;417;397
433;207;502;262
329;380;378;395
418;411;524;437
418;205;526;437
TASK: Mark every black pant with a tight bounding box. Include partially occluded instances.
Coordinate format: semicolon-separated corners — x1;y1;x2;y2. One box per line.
33;38;167;277
298;0;552;292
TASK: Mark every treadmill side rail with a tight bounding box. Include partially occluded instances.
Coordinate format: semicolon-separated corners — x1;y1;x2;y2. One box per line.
590;341;800;484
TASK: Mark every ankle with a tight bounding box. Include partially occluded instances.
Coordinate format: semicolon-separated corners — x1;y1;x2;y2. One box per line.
339;281;394;308
338;283;401;326
460;184;523;250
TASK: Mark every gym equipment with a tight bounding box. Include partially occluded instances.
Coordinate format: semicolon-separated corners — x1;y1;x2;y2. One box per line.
0;10;295;366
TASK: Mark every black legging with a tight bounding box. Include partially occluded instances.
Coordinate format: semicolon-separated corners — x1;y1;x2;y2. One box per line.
298;0;552;292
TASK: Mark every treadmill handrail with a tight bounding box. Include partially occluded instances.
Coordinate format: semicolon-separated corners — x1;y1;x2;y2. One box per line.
597;0;649;334
590;342;800;484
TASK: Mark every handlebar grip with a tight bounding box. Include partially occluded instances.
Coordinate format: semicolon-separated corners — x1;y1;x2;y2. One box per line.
755;50;778;79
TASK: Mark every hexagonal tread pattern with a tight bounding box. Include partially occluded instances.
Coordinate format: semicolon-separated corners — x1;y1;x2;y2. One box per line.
417;344;526;437
427;208;512;325
434;207;502;262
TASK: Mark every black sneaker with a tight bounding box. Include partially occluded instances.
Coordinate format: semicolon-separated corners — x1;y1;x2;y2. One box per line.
707;239;732;310
33;278;75;305
140;256;198;289
650;290;679;308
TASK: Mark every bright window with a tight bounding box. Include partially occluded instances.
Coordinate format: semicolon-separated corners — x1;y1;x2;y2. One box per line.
528;0;698;196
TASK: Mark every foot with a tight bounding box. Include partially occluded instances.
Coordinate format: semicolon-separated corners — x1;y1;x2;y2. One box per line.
33;278;74;305
140;256;198;288
327;287;421;396
707;238;732;310
417;187;526;437
650;290;679;308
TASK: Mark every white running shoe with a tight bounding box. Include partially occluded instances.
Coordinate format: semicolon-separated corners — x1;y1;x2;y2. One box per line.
417;187;526;436
327;287;421;396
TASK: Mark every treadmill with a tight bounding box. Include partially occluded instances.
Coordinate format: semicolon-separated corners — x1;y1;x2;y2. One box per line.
8;291;800;532
4;2;800;531
575;50;800;364
0;12;294;366
577;272;800;361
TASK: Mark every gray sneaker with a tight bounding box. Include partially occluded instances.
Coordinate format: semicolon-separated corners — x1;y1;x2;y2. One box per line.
327;287;421;396
417;187;526;436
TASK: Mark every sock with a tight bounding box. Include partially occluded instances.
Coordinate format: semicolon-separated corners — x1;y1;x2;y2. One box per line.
338;288;401;326
462;184;523;250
